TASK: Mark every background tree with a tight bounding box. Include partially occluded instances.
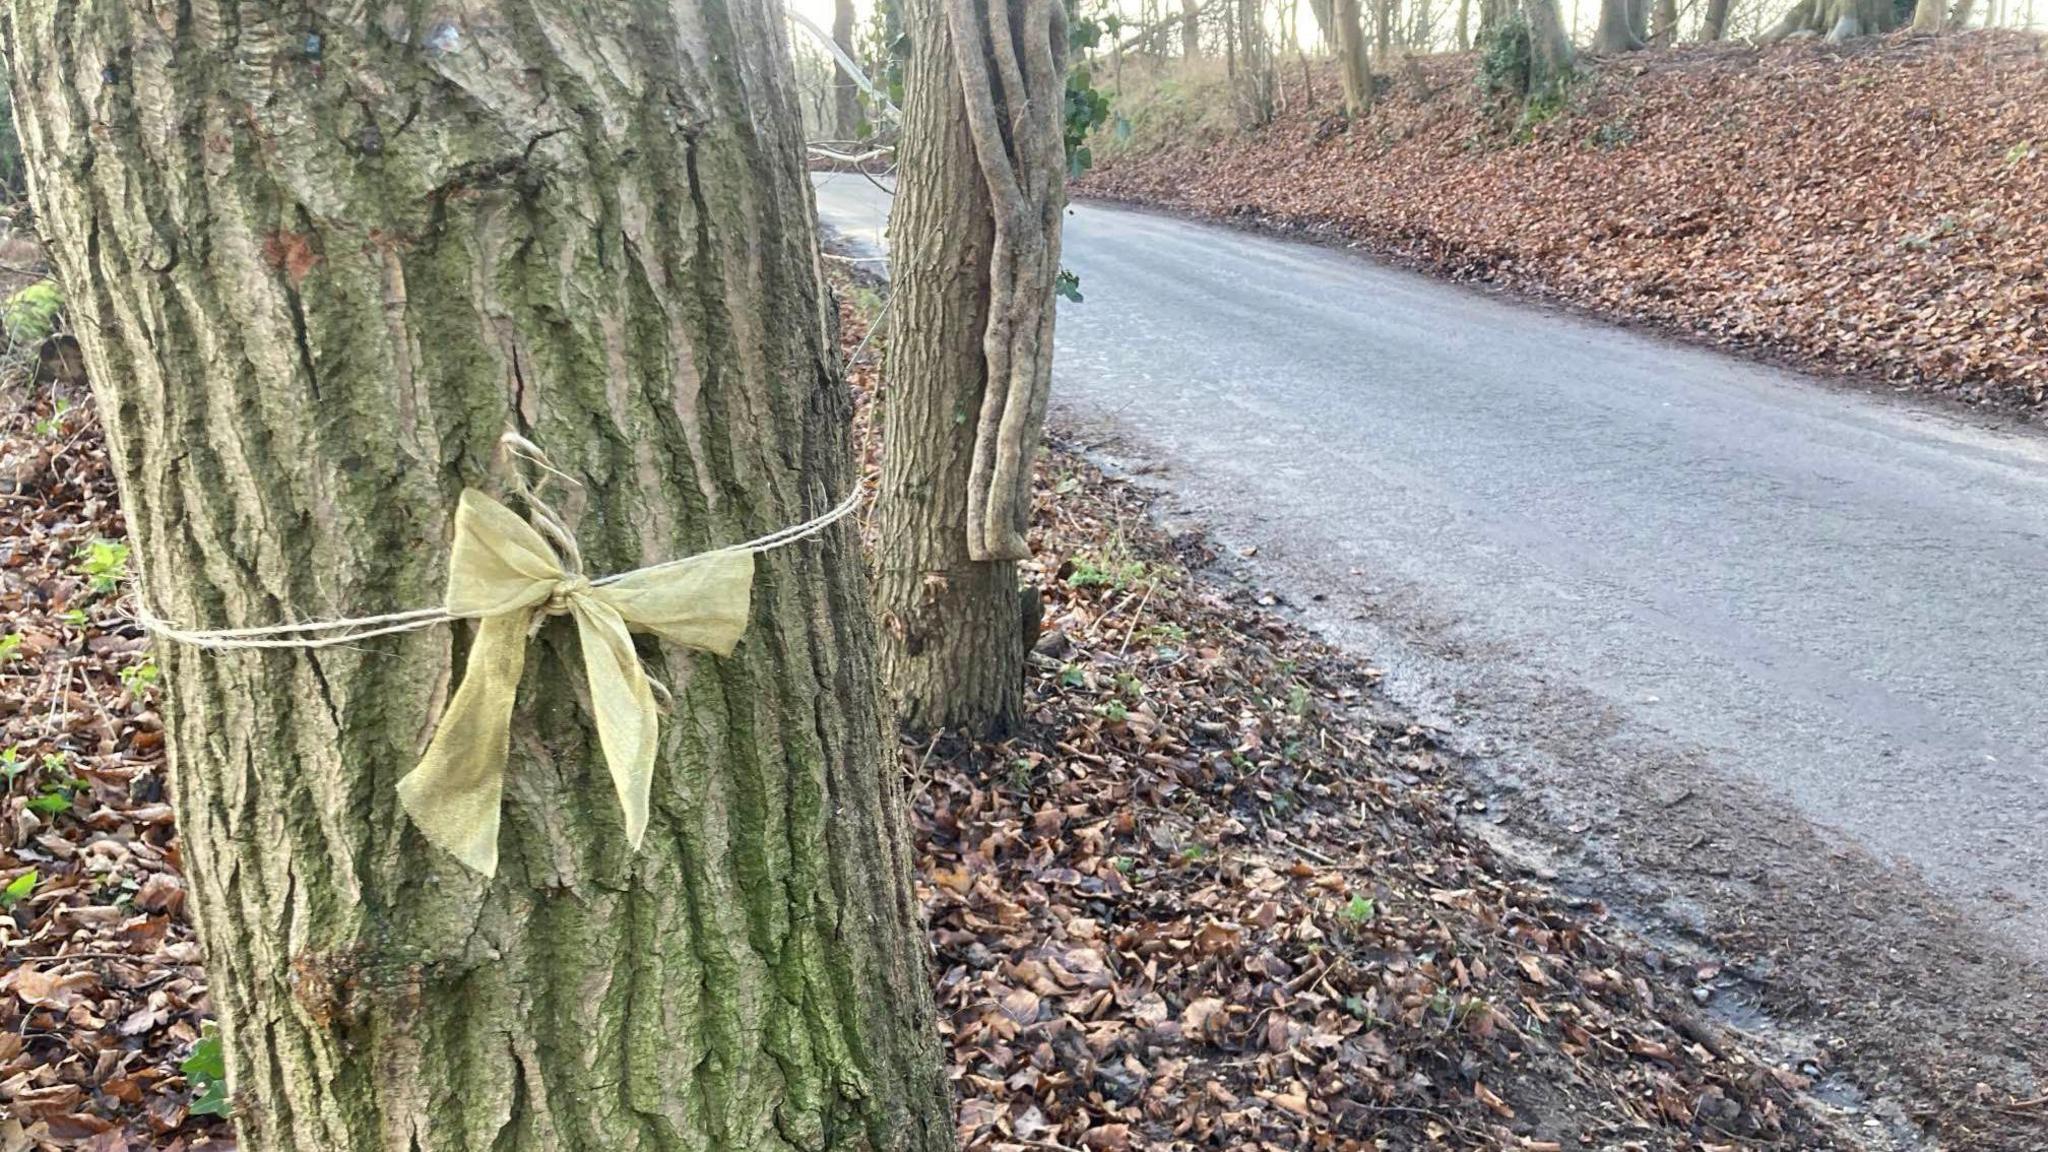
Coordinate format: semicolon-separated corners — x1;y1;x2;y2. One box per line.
1652;0;1680;41
2;3;950;1150
834;0;865;138
1596;0;1645;50
1338;0;1375;114
1524;0;1576;90
1764;0;1899;38
1184;0;1204;58
1702;0;1735;38
877;0;1072;736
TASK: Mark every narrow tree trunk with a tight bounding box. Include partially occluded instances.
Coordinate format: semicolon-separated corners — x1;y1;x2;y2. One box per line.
1459;0;1473;48
1597;0;1647;48
2;3;950;1151
1185;0;1204;57
1653;0;1680;40
878;0;1069;736
1337;0;1374;113
1702;0;1734;38
834;0;865;138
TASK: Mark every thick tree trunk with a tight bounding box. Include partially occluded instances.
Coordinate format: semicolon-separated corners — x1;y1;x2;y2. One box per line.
1459;0;1473;49
834;0;865;138
1524;0;1576;89
1764;0;1896;38
1597;0;1646;49
1337;0;1374;114
1;3;951;1151
1912;0;1948;27
1702;0;1734;38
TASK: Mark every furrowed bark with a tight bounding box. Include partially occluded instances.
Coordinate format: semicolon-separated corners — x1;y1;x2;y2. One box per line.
875;0;1028;735
1;3;951;1150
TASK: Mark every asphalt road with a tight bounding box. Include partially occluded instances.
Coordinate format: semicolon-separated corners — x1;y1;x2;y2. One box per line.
811;173;2048;965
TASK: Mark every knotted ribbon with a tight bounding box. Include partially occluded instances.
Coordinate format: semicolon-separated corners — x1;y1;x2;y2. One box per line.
393;489;754;876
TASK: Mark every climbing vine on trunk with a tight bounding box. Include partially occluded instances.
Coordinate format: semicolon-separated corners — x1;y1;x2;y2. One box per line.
950;0;1073;562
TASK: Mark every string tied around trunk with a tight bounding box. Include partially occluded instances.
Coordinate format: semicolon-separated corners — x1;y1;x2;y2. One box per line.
132;433;861;877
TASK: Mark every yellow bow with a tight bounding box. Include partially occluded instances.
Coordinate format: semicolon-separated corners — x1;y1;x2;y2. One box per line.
395;489;754;876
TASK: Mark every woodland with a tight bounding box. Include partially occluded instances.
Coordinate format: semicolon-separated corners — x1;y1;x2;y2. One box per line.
0;0;2043;1151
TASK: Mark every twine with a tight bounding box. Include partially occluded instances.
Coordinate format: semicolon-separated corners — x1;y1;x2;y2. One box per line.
131;434;862;653
132;432;865;876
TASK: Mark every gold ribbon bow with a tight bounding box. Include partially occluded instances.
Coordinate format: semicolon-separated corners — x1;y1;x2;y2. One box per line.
395;489;754;876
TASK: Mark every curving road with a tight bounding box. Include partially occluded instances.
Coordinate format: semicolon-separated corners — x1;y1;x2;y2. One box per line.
811;173;2048;972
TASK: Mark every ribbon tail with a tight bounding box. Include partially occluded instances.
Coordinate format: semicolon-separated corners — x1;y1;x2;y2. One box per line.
593;549;755;654
397;611;533;876
570;598;660;853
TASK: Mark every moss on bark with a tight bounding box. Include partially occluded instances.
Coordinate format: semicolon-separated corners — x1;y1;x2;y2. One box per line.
1;2;952;1149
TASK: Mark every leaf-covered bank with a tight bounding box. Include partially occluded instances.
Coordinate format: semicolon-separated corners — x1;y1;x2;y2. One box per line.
1082;33;2048;413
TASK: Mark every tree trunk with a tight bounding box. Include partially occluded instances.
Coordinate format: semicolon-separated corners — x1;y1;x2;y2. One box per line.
878;0;1068;736
1597;0;1646;49
1337;0;1374;114
1949;0;1978;25
1306;0;1339;46
1184;0;1204;58
1231;0;1277;125
834;0;865;138
1;4;951;1151
1702;0;1734;39
1653;0;1680;40
1764;0;1897;38
1627;0;1652;39
1478;0;1514;37
1524;0;1576;89
1459;0;1473;49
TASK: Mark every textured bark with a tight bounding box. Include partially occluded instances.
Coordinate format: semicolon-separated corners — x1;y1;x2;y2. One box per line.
834;0;865;139
1912;0;1947;30
2;3;951;1151
876;0;1028;736
1336;0;1373;114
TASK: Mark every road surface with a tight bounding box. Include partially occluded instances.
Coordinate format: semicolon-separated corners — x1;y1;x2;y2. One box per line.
811;173;2048;980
